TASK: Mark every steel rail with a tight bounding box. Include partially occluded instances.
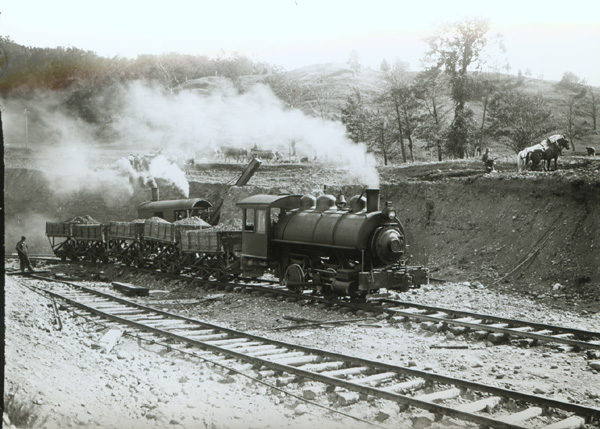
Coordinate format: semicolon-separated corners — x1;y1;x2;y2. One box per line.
372;299;600;349
22;274;600;428
10;257;600;351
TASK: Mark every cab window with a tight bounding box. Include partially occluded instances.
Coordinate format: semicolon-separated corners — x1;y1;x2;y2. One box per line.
256;209;266;234
244;209;255;231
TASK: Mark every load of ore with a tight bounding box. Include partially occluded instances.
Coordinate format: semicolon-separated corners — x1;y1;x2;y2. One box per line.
143;216;171;224
64;215;100;224
174;216;211;227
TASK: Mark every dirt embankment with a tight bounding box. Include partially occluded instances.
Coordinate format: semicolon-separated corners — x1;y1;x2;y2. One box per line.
6;165;599;299
378;177;600;297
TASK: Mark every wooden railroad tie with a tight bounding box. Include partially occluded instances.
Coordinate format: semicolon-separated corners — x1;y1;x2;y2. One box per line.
111;281;150;297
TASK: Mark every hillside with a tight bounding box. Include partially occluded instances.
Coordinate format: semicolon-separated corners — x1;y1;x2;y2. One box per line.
182;62;599;159
1;37;598;161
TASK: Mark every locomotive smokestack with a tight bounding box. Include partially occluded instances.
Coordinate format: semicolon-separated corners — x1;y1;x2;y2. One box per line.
366;188;380;213
151;186;159;201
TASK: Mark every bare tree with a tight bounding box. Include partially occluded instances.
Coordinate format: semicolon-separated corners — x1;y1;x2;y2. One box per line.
367;109;395;165
585;85;598;131
486;89;553;153
563;86;588;150
413;67;451;161
379;59;390;73
347;50;361;76
306;79;334;119
384;65;413;162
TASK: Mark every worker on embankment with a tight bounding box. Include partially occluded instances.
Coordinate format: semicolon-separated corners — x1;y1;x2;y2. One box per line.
482;148;496;173
16;236;34;274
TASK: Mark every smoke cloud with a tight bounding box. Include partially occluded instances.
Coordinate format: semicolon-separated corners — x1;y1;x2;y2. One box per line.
111;80;378;186
4;77;378;201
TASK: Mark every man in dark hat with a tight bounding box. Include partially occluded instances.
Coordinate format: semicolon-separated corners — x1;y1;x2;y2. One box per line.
16;236;34;273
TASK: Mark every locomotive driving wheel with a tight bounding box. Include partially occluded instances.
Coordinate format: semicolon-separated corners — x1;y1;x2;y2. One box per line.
283;264;306;294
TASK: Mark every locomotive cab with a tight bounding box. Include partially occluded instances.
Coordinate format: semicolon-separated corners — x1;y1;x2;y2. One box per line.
237;194;302;276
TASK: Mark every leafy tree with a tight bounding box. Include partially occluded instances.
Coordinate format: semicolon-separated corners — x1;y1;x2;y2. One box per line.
341;89;369;144
486;90;553;153
425;18;491;158
557;72;583;91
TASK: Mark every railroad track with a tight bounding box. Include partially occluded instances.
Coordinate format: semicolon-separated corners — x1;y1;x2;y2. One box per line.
8;256;600;351
201;282;600;352
369;299;600;351
15;273;600;429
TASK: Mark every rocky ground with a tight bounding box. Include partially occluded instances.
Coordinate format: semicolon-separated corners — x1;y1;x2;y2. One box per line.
4;259;600;428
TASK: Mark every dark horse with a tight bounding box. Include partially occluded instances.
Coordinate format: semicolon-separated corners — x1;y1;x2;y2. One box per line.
528;135;570;171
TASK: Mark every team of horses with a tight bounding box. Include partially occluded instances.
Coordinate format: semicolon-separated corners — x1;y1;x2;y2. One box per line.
517;134;571;172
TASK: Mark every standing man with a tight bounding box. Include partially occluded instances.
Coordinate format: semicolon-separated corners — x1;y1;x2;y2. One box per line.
16;236;34;273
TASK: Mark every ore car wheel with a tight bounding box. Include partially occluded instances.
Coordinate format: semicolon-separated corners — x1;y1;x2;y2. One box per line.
283;264;305;293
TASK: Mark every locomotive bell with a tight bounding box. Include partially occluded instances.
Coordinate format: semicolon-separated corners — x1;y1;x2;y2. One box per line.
336;193;347;209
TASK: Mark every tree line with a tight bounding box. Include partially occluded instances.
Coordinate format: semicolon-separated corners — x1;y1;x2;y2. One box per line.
340;19;599;163
1;25;598;160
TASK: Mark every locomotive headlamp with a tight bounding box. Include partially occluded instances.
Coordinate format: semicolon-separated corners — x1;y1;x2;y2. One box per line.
382;201;396;220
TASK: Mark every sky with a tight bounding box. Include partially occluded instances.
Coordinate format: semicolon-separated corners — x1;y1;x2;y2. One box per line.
1;0;599;84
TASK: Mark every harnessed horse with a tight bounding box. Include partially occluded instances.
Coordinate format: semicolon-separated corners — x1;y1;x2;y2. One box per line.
517;135;570;172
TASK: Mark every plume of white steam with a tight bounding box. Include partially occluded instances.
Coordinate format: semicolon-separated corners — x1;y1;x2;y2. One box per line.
118;154;189;197
3;78;379;190
113;80;379;186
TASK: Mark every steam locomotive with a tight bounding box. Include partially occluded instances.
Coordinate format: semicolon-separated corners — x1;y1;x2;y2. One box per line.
45;189;428;298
